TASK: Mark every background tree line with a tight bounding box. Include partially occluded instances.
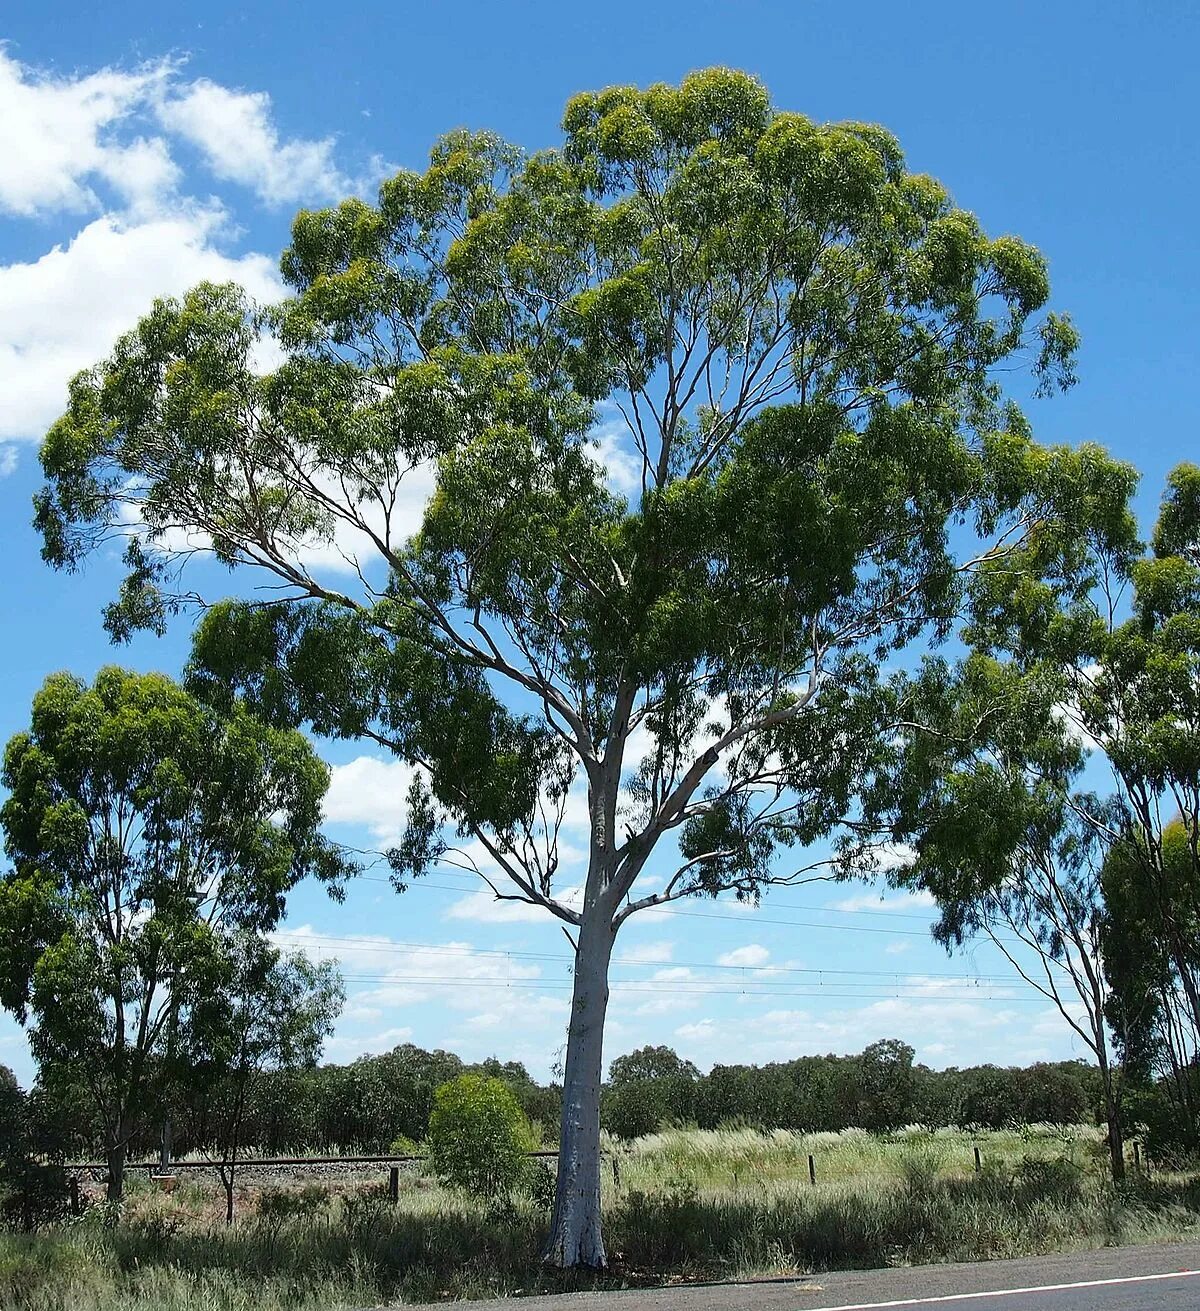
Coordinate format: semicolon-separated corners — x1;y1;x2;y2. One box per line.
0;1039;1109;1165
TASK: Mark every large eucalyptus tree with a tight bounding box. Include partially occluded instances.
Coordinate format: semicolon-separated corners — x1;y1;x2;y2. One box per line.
34;69;1110;1264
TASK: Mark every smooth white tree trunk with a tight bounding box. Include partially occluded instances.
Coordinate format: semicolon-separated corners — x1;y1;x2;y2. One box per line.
542;908;614;1268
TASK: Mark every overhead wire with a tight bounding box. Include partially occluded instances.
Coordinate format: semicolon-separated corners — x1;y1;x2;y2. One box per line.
299;972;1040;1004
270;928;1025;986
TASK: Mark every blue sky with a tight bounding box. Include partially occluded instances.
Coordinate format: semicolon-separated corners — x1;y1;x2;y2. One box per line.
0;1;1195;1087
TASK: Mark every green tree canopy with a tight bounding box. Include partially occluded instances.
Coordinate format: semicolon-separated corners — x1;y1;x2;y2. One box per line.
605;1044;701;1138
0;666;351;1200
870;462;1200;1176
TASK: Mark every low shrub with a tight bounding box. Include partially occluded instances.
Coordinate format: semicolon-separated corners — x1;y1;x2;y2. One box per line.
0;1159;71;1231
1014;1154;1084;1205
896;1143;947;1196
427;1074;537;1204
387;1134;424;1158
256;1184;330;1226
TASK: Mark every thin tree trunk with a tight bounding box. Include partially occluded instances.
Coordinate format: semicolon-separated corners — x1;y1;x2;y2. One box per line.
221;1164;235;1226
222;1074;248;1226
1106;1099;1127;1184
543;911;614;1269
105;1139;126;1204
1097;1048;1126;1184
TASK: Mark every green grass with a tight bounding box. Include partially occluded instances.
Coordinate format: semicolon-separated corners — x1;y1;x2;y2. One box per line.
3;1126;1199;1310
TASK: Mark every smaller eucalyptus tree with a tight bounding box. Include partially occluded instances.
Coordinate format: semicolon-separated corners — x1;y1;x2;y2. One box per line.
0;667;350;1201
875;461;1200;1182
880;655;1131;1178
1102;820;1200;1155
181;936;343;1223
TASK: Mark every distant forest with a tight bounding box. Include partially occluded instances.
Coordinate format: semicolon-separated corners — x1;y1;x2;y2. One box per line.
2;1038;1103;1160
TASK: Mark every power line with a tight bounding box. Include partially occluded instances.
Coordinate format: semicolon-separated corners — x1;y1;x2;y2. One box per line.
271;929;1023;985
423;879;1006;940
345;874;1001;941
315;973;1040;1004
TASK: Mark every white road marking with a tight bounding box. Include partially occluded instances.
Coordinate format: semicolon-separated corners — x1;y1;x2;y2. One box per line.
807;1267;1200;1310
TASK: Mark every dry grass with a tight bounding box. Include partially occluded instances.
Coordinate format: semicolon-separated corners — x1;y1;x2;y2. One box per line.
2;1126;1198;1310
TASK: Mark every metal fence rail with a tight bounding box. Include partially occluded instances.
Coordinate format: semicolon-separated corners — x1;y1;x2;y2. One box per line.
63;1150;561;1171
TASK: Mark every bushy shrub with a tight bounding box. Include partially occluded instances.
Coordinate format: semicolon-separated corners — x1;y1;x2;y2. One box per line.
255;1183;330;1226
524;1158;557;1211
427;1074;537;1203
0;1159;71;1230
388;1133;424;1157
338;1182;393;1239
897;1143;947;1196
604;1047;702;1140
1125;1081;1200;1167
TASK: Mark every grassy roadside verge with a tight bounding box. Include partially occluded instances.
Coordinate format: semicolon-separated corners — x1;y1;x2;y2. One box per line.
3;1126;1198;1310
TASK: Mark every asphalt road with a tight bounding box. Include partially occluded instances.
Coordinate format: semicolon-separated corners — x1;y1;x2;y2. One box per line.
401;1242;1200;1311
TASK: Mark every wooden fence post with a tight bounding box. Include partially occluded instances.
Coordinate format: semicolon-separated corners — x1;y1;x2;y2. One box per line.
974;1146;982;1173
808;1153;816;1185
388;1166;400;1202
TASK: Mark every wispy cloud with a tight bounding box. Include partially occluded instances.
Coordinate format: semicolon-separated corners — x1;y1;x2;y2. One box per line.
323;755;416;849
717;943;771;968
154;78;350;206
830;887;936;915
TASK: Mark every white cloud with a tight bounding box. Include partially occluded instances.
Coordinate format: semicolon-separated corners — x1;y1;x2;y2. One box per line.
719;894;761;913
674;1017;720;1044
0;50;355;221
324;760;591;917
324;1026;413;1059
304;934;573;1070
0;49;378;452
717;943;771;968
275;926;547;1013
101;135;180;217
0;210;283;443
669;993;1045;1071
0;447;17;478
557;779;593;834
436;823;590;924
1052;665;1105;753
285;461;438;578
616;940;676;965
0;51;172;217
831;887;936;915
156;79;348;206
448;993;568;1058
589;422;642;496
869;842;918;873
342;1004;384;1022
626;995;699;1018
323;755;416;848
443;884;584;925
